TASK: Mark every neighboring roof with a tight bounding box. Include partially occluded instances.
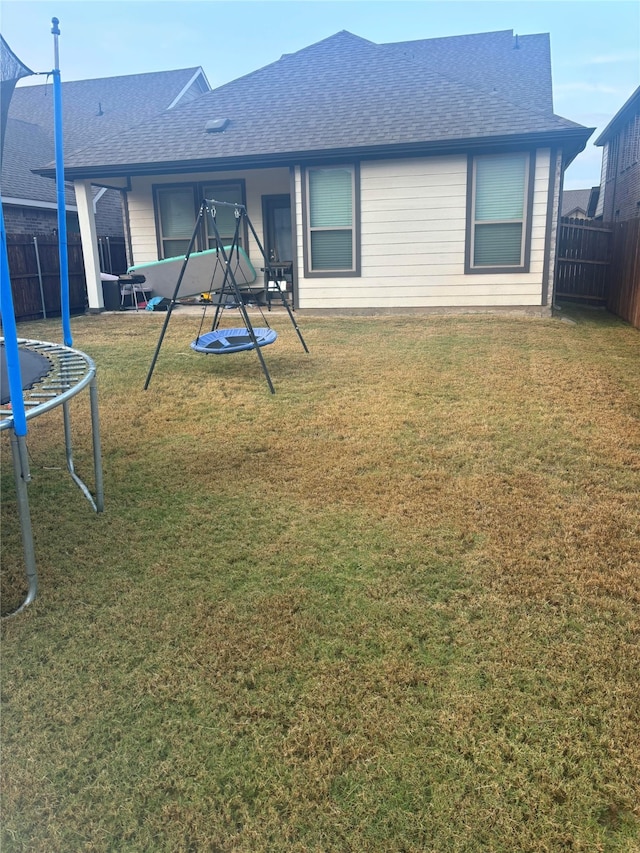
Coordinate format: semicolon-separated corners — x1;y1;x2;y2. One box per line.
2;117;75;206
2;67;210;208
561;186;600;218
561;188;592;216
43;30;593;182
595;86;640;146
8;67;209;151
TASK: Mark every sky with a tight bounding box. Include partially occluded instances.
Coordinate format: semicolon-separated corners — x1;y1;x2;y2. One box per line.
1;0;638;189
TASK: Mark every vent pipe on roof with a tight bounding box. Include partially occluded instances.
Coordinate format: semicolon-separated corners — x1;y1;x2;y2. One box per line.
514;34;520;50
96;102;104;116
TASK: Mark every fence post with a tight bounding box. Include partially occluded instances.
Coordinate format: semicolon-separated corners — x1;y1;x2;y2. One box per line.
32;236;47;319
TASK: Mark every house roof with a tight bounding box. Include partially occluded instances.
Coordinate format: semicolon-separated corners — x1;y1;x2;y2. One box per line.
594;86;640;146
561;188;592;216
380;30;554;115
2;67;210;205
36;29;593;182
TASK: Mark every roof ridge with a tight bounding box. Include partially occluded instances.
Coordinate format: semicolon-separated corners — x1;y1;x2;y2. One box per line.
14;66;203;90
203;30;377;98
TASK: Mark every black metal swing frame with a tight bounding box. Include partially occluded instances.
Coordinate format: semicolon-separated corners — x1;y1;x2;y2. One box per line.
144;199;309;394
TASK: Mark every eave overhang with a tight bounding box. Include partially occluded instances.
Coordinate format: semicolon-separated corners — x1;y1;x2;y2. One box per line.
594;87;640;147
35;127;594;182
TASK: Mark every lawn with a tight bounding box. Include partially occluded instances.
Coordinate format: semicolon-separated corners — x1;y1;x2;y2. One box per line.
1;305;639;852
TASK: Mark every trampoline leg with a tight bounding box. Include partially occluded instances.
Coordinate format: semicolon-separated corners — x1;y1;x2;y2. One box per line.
89;377;104;513
5;433;38;617
62;399;102;513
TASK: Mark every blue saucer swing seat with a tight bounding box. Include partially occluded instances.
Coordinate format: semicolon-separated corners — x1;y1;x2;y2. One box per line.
191;327;277;354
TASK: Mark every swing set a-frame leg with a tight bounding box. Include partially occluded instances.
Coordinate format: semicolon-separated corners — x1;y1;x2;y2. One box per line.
243;214;309;354
144;198;308;395
144;203;206;391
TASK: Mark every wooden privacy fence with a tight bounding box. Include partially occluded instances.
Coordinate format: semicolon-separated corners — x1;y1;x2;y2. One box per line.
5;234;128;322
556;216;640;329
556;217;612;303
607;218;640;330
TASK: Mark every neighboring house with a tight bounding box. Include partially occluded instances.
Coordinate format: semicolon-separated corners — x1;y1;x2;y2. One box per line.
561;187;600;219
594;86;640;222
34;29;593;313
2;67;210;237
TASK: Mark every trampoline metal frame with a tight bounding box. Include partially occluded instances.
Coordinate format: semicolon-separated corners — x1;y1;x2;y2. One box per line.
1;338;104;617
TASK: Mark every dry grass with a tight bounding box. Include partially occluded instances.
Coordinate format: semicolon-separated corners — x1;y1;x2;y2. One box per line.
1;305;639;852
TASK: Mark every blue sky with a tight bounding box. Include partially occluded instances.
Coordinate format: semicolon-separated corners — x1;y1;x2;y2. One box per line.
2;0;638;189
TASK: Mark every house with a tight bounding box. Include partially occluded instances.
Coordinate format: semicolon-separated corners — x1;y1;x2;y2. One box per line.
34;29;594;313
594;86;640;222
2;67;210;239
561;187;600;220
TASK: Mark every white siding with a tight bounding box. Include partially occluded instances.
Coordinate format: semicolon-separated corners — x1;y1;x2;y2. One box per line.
126;168;290;266
295;150;552;309
124;150;553;310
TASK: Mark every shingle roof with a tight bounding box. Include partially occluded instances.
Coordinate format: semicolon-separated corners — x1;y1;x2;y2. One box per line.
51;30;592;179
8;67;207;151
1;117;75;205
380;30;554;115
3;67;209;205
561;188;592;216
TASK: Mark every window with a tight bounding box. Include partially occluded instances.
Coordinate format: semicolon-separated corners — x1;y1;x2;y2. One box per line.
467;152;533;273
154;180;246;259
156;186;197;258
203;183;245;248
303;165;359;275
606;137;619;181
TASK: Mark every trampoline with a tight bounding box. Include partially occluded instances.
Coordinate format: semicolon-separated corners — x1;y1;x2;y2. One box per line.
0;340;104;503
191;327;278;354
0;339;104;616
1;26;104;617
0;343;51;405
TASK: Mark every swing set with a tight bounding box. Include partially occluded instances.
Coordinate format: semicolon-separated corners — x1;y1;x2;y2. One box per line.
144;199;309;394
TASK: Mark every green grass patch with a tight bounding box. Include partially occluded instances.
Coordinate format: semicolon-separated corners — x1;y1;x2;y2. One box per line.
2;306;639;851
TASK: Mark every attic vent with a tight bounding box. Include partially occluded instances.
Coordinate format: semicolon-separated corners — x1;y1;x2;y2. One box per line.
205;118;230;133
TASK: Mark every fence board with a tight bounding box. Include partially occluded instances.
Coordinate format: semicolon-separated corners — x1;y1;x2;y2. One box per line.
5;233;127;321
607;219;640;329
555;217;612;303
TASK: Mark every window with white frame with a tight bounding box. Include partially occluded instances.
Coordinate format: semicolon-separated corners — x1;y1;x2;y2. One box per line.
468;152;532;272
154;180;246;259
304;166;359;275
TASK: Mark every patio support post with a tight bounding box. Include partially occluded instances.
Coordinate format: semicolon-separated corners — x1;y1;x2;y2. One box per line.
75;179;104;311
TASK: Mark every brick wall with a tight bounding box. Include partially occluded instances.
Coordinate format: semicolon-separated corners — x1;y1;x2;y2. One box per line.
95;189;126;237
2;204;80;235
601;113;640;222
3;188;125;237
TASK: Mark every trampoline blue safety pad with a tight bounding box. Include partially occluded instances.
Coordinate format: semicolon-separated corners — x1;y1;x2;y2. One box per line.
191;327;278;354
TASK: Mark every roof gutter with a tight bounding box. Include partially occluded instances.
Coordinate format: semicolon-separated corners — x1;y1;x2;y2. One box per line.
35;127;594;181
594;87;639;146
